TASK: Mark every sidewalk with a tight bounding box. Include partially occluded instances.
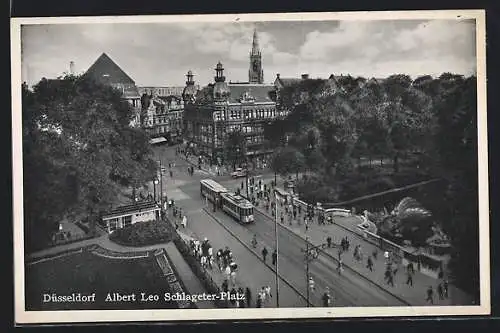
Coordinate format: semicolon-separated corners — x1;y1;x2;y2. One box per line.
164;242;216;309
166;206;306;308
255;194;474;306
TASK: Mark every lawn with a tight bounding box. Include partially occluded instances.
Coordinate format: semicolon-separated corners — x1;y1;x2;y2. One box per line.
25;249;178;310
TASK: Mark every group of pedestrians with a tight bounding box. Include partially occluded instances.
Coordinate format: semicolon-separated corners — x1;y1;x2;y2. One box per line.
188;237;215;270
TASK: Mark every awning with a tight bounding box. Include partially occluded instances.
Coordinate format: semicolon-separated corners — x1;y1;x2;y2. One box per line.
150;137;167;145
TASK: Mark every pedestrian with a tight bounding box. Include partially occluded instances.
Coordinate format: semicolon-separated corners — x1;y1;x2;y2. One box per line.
337;259;344;275
443;279;449;298
230;270;237;286
265;285;272;304
437;283;444;300
225;265;231;281
181;215;187;228
367;256;373;271
384;250;389;263
308;276;315;292
426;286;434;304
259;287;267;305
245;287;252;307
327;236;332;248
262;247;268;262
406;271;413;286
238;287;245;307
407;262;414;275
229;287;237;306
322;287;331;307
388;273;395;287
272;249;277;266
222;279;229;293
200;255;207;269
256;293;262;308
217;249;223;270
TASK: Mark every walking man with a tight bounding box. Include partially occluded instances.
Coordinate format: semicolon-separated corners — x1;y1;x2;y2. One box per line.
272;249;277;266
245;287;252;307
322;287;331;307
366;256;374;271
437;283;444;300
443;279;449;298
308;276;315;293
262;247;268;263
406;270;414;286
326;236;332;248
181;214;187;228
426;285;434;304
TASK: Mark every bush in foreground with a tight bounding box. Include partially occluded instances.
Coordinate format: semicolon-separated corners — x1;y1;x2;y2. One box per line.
109;221;173;247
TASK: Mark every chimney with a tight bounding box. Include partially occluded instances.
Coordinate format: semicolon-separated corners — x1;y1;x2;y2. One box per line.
301;74;309;80
69;61;75;75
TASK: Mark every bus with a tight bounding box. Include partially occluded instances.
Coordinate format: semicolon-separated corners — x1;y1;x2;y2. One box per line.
200;179;228;204
221;192;254;224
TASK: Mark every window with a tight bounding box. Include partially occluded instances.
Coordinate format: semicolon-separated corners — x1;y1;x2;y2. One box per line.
122;215;132;227
108;218;119;232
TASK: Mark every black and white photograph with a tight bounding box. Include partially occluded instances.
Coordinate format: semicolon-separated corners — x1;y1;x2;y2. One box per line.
11;10;489;324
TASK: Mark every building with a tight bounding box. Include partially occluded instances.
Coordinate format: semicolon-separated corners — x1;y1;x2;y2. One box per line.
182;29;279;167
140;92;185;143
84;53;141;126
101;201;161;233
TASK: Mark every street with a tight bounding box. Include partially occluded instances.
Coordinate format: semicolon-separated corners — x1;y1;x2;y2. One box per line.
154;144;407;307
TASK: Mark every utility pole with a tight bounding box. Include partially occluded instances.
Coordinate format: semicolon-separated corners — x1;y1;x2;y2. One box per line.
306;227;310;307
159;159;164;209
274;189;280;308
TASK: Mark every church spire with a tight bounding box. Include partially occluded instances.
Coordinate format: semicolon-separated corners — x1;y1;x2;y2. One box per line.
251;28;260;56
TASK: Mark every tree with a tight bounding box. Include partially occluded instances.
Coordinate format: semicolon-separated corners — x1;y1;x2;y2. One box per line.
270;146;306;181
223;130;247;170
22;75;156;252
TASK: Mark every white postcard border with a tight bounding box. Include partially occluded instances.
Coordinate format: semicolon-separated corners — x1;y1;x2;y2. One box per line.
11;9;490;324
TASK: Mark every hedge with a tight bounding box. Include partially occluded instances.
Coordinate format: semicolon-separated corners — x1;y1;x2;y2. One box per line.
109;221;174;247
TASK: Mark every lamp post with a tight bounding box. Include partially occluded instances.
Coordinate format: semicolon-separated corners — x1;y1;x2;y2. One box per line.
158;159;164;209
305;222;310;307
273;189;280;307
153;178;159;203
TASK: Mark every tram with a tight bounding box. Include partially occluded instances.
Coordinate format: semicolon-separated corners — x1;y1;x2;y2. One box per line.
221;192;254;224
200;179;228;204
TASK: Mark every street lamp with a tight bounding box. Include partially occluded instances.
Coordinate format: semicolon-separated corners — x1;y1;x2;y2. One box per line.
153;178;159;202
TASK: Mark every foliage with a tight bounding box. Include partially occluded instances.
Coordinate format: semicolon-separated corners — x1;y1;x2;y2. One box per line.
109;221;173;246
223;130;247;170
22;75;157;252
265;72;479;296
269;146;306;179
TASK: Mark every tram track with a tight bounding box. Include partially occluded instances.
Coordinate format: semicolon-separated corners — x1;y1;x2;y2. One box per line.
202;208;314;307
254;209;410;306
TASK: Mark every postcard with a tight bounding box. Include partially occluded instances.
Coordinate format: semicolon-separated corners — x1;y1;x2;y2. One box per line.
12;9;489;324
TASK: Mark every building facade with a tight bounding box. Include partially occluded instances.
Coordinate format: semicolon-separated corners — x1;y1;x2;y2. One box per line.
140;93;185;142
84;53;141;127
182;30;280;167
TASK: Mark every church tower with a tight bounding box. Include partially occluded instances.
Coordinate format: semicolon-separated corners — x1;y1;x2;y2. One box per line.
249;28;264;84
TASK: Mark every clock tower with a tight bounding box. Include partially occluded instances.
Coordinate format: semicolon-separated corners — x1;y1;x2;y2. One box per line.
249;28;264;84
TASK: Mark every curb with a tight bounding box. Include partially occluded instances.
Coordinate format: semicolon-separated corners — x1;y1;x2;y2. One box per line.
253;208;411;306
202;208;313;307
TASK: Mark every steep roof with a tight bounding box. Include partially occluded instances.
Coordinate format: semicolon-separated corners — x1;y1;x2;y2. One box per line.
85;53;136;85
227;83;276;103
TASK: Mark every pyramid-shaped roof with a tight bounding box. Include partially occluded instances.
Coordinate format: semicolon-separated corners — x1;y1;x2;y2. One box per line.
84;53;136;85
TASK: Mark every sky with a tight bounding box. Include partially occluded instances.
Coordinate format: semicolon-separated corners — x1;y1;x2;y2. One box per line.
20;19;477;88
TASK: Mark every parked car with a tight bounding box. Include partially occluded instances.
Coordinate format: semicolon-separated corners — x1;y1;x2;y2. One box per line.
231;168;247;178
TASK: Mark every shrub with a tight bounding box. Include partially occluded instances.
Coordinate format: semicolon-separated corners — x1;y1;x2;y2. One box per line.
109;221;174;247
